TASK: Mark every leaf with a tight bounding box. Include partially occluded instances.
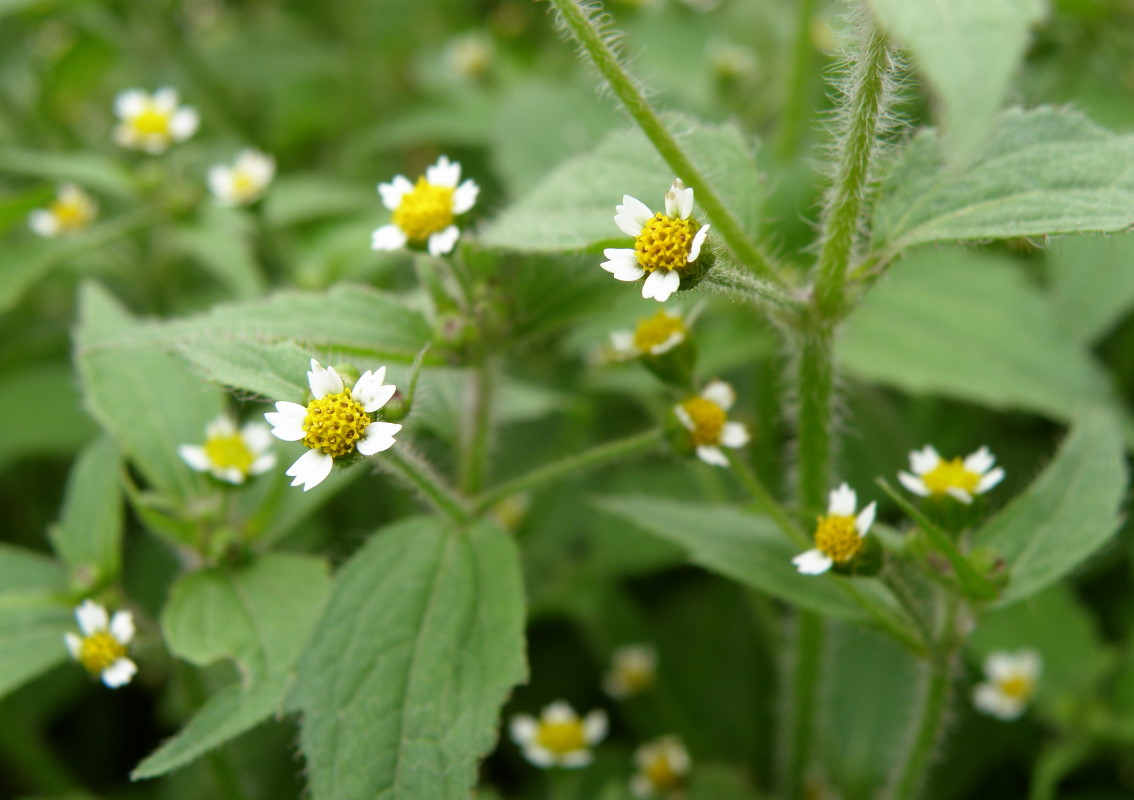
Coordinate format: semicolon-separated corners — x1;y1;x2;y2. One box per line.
136;554;331;779
0;545;66;598
49;435;123;586
0;363;96;470
0;605;72;700
839;247;1127;428
74;283;225;501
482;117;762;252
593;496;913;636
870;108;1134;263
865;0;1046;163
264;174;376;227
973;414;1126;605
171;208;267;300
0;148;137;199
1046;233;1134;345
176;338;312;402
290;516;526;800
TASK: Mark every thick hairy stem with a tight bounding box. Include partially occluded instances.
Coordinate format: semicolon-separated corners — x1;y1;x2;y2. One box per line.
380;446;473;525
548;0;781;282
794;324;836;513
889;651;955;800
459;358;495;495
702;263;802;315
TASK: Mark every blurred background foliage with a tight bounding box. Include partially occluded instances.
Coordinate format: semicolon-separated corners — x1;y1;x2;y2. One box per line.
3;0;1134;799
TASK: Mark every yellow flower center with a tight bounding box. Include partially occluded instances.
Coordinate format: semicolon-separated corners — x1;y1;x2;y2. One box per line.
391;177;455;241
813;514;862;564
643;753;683;793
231;169;260;201
681;396;725;446
536;719;587;755
79;631;127;675
50;198;92;231
998;675;1034;700
616;661;655;693
203;433;255;474
634;213;698;273
921;458;981;496
633;310;685;353
302;389;370;458
130;106;172;137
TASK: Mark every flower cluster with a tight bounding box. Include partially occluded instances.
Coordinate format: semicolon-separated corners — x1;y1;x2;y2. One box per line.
113;87;199;153
510;701;608;768
372;155;479;256
899;445;1005;503
674;380;749;467
64;600;136;689
179;415;276;485
29;183;97;237
609;307;689;360
208;149;276;206
604;643;657;698
793;483;876;576
632;736;691;799
973;649;1040;720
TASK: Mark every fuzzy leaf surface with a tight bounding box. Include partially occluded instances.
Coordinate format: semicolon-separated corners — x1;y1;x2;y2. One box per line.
291;516;526;800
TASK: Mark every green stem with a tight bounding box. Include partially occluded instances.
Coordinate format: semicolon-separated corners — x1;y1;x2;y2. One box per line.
380;446;473;524
775;0;820;159
781;611;824;800
813;27;891;317
794;325;836;512
548;0;780;282
889;651;955;800
472;428;665;515
701;262;802;314
459;358;495;495
726;450;808;547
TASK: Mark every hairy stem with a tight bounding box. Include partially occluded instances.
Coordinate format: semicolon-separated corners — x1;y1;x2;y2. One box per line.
472;428;664;514
781;611;824;800
814;27;891;317
459;358;495;495
381;446;473;524
702;263;802;314
794;325;836;513
548;0;780;282
889;651;955;800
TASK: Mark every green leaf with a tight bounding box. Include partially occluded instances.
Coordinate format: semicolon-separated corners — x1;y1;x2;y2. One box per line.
291;517;526;800
482;117;762;252
974;414;1126;605
593;496;913;636
264;174;375;227
171;208;267;300
49;435;123;587
0;545;65;598
865;0;1046;163
136;554;331;779
0;605;72;700
840;247;1126;428
176;338;312;402
1047;233;1134;345
74;283;225;501
0;148;137;199
0;364;96;471
870;108;1134;263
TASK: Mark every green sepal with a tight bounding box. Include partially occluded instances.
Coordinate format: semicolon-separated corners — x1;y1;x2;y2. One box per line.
830;534;884;578
640;338;698;391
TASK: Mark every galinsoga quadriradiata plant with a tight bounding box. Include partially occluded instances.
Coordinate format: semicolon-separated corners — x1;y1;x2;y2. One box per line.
3;1;1133;799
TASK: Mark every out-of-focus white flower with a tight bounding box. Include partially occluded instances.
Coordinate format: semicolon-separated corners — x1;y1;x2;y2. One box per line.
603;644;657;698
28;183;97;237
510;701;608;768
64;600;137;688
602;179;710;303
371;156;479;256
265;359;401;491
792;483;877;576
631;736;691;799
445;31;494;80
179;415;276;484
113;87;198;153
609;307;689;360
674;380;749;467
973;650;1040;720
208;149;276;206
898;445;1005;504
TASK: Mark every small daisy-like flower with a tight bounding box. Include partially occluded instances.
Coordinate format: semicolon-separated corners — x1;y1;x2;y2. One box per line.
792;483;877;576
112;87;199;153
28;183;98;237
178;415;276;485
972;649;1040;720
208;149;276;206
64;600;137;688
610;308;688;360
674;380;749;467
602;179;710;303
445;31;494;81
265;360;401;491
510;701;608;768
898;445;1005;504
631;736;691;799
603;644;657;698
371;155;479;256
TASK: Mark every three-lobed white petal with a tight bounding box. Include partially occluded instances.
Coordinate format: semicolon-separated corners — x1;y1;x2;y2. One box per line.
793;548;834;575
428;225;460;256
828;482;857;516
642;269;680;301
285;449;334;491
371;224;408;251
356;421;402;456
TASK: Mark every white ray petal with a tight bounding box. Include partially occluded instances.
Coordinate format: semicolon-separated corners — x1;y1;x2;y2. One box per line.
855;501;877;535
689;224;710;262
452;179;479;214
371;224;408;251
897;471;929;496
110;611;135;645
101;658;138;688
76;600;108;635
793;549;833;575
285;449;334;491
428;225;460;256
701;379;735;409
356;421;402;455
695;445;729;467
378;175;414;209
828;482;857;516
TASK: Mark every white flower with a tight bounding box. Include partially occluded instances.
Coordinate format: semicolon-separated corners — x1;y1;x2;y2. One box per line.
898;445;1005;504
601;179;710;303
208;149;276;206
112;87;199;153
972;650;1040;720
674;380;749;467
178;415;276;485
64;600;137;688
609;307;690;361
28;183;97;237
371;155;479;256
631;736;691;799
445;32;494;81
510;701;608;768
792;483;877;576
603;644;657;698
264;359;401;491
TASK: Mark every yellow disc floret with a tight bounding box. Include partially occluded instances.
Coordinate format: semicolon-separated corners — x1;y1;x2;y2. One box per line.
634;213;698;273
922;458;980;496
130;106;171;137
681;396;725;446
633;310;685;352
392;177;455;241
203;433;255;475
643;753;683;793
998;674;1034;701
813;514;862;564
536;718;587;755
302;389;370;458
51;198;93;231
79;631;127;675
